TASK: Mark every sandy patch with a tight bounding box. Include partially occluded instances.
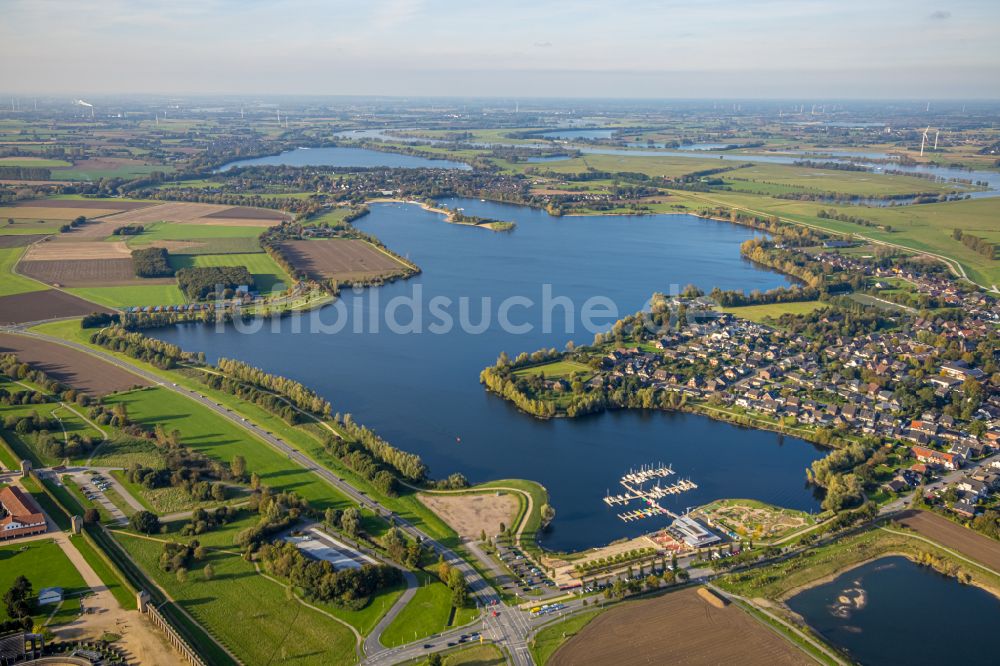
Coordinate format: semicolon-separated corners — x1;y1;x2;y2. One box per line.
419;492;518;540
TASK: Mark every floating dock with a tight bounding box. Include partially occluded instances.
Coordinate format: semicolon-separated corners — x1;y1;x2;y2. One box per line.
604;463;698;523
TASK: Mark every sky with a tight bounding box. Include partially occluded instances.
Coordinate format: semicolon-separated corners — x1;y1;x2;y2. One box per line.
2;0;998;99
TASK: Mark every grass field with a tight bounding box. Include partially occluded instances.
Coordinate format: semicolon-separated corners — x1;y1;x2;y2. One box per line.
0;157;73;168
380;573;479;647
724;163;964;196
0;398;105;467
113;531;358;666
718;300;828;323
169;252;290;294
101;386;356;513
0;538;89;627
66;284;188;308
67;533;136;610
513;360;593;380
0;246;47;296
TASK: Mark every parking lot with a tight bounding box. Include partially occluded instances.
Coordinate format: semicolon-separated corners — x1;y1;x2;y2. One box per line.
495;542;556;595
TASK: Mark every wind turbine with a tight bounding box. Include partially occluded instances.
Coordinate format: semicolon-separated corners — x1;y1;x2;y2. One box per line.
919;126;930;157
933;130;939;150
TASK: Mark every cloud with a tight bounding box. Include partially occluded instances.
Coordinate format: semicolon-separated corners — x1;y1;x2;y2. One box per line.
533;41;553;48
928;10;951;20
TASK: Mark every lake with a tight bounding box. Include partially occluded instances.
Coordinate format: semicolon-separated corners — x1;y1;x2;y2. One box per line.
152;199;825;551
787;556;1000;665
217;146;471;171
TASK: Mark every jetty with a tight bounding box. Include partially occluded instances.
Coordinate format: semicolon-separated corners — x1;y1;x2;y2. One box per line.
603;462;698;523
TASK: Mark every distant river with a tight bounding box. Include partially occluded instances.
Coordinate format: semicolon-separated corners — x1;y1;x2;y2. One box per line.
151;199;824;551
216;146;470;171
788;556;1000;665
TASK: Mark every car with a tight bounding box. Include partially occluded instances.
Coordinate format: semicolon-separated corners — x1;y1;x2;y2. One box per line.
447;642;456;647
422;644;433;649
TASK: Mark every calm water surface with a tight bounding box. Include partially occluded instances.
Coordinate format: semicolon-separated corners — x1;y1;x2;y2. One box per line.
217;146;470;171
153;200;825;550
788;556;1000;665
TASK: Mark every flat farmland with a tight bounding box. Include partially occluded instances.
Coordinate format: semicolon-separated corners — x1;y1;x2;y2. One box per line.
0;332;147;394
549;588;811;666
20;258;176;288
0;289;110;324
896;510;1000;572
102;202;235;224
724;163;963;196
24;239;132;260
0;205;122;220
0;233;48;248
279;239;409;282
203;205;290;221
16;199;154;212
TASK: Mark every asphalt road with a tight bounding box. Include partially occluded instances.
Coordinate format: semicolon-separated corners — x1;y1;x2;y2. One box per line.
12;329;536;665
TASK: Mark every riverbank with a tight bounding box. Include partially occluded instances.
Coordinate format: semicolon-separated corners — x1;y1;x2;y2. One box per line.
367;198;515;231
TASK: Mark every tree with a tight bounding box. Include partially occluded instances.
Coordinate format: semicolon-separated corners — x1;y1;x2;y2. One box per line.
448;568;468;607
176;567;188;583
540;503;556;529
83;508;100;524
203;563;215;581
130;510;161;534
231;455;247;480
341;507;360;538
427;654;443;666
3;576;33;619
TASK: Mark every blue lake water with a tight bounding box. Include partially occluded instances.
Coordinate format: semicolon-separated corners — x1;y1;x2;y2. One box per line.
217;146;471;171
152;199;825;551
787;556;1000;665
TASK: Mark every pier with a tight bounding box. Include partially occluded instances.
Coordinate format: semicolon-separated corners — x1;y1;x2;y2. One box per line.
603;463;698;523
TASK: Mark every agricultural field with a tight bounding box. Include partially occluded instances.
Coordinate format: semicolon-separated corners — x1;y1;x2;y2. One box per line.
278;239;410;283
517;153;721;179
717;300;828;323
0;289;111;325
0;538;90;628
0;332;147;395
168;252;290;294
103;202;287;227
549;588;811;666
895;510;1000;572
20;258;153;288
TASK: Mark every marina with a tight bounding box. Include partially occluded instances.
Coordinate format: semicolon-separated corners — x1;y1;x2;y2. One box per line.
604;463;699;522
